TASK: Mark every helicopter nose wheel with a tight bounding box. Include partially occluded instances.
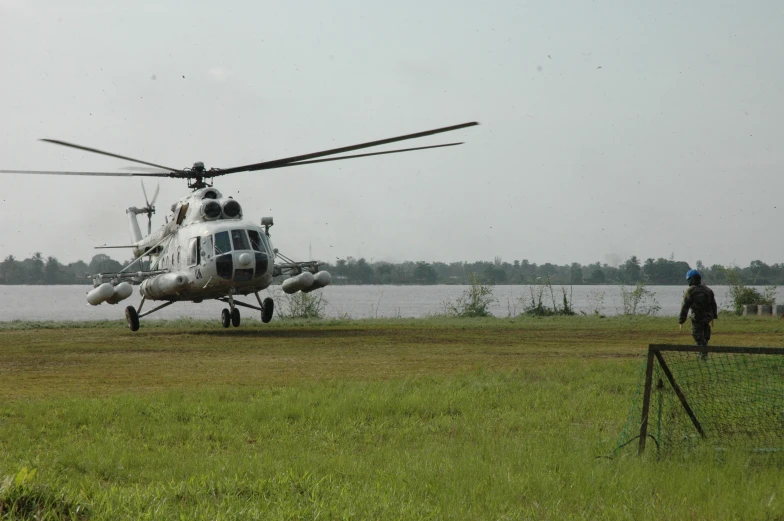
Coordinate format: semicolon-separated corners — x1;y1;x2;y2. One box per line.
261;297;274;323
221;308;231;328
125;306;140;332
231;308;240;327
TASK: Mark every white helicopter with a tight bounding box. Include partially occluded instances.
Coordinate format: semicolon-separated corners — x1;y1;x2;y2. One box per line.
0;122;478;330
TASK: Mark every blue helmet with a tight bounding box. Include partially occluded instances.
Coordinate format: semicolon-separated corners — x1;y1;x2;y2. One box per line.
686;269;701;281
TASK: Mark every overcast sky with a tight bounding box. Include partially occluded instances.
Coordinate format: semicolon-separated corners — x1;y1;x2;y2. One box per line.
1;0;782;268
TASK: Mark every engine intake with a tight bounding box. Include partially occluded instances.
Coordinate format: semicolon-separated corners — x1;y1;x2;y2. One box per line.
201;200;221;220
222;199;242;219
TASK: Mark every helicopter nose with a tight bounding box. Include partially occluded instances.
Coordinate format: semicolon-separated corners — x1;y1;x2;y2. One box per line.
238;252;253;267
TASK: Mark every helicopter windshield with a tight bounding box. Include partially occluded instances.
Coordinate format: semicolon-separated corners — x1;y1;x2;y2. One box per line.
231;229;250;250
214;231;232;255
247;229;270;254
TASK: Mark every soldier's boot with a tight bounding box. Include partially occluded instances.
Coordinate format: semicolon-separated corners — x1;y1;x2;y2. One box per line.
698;340;708;360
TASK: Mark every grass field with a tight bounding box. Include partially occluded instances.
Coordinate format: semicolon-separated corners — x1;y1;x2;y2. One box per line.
2;316;784;520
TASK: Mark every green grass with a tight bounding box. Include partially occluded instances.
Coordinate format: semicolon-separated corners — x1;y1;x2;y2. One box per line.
1;316;784;520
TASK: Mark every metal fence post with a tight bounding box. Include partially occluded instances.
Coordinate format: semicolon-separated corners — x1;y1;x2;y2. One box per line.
638;346;656;454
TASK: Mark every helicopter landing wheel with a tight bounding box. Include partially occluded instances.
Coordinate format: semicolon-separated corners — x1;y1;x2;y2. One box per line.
125;306;140;332
231;308;240;327
221;308;231;328
261;297;274;323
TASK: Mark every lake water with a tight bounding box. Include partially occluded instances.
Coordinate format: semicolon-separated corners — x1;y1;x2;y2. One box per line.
0;284;780;323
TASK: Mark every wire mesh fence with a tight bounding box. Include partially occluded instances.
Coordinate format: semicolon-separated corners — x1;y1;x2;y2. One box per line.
617;345;784;455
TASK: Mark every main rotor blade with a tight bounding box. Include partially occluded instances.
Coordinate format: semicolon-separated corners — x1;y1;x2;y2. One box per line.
0;169;171;177
40;139;180;172
216;121;478;175
246;142;466;170
122;166;165;173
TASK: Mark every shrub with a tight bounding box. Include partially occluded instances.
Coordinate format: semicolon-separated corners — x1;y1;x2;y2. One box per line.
723;267;775;315
619;280;660;316
519;277;575;317
273;290;328;319
443;273;496;317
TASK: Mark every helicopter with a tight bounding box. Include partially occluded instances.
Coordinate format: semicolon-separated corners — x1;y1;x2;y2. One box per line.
0;121;478;331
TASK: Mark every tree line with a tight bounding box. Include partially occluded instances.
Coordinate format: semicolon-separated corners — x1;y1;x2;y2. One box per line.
0;254;125;285
319;256;782;286
1;253;782;286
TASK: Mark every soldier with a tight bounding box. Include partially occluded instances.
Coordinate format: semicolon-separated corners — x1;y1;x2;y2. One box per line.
678;269;718;358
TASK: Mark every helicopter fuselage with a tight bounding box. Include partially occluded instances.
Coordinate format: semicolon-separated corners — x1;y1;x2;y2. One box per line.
129;187;275;302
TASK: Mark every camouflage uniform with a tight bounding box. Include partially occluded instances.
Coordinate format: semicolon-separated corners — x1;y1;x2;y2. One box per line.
678;283;718;346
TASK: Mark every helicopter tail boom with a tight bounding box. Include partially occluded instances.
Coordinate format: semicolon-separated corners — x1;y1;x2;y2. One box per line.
126;208;144;243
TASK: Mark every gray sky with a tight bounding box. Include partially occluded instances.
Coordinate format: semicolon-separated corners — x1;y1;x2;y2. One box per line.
1;0;782;268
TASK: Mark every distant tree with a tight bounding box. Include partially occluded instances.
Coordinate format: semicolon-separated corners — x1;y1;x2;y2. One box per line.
482;264;507;284
644;258;690;284
570;263;584;285
749;260;772;284
413;262;438;284
375;263;393;283
391;264;410;284
643;258;655;279
589;269;605;284
602;264;621;283
44;256;63;284
63;260;90;284
621;256;642;284
709;264;727;284
537;263;558;278
89;254;123;274
22;252;45;284
671;261;692;283
518;259;536;282
0;255;24;284
351;258;374;284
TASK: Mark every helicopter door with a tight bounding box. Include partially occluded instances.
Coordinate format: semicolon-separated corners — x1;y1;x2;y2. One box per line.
187;237;200;266
201;235;213;264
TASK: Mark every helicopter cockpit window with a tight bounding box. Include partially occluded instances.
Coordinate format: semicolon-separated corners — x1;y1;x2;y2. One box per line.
231;229;250;251
214;231;232;255
248;229;270;254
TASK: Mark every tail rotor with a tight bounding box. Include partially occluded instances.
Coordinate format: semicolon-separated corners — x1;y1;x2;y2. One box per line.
140;180;159;235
